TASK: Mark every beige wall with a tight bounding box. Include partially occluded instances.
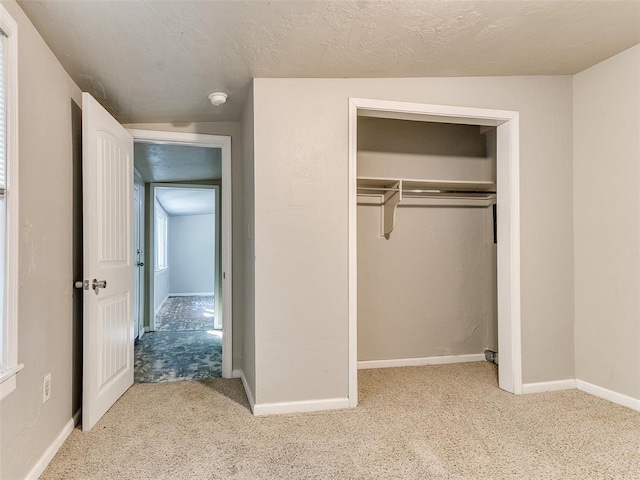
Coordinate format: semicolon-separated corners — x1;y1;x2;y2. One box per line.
358;118;495;181
357;119;497;361
253;76;574;404
0;1;82;478
574;44;640;400
358;206;496;360
123;121;245;371
240;85;256;400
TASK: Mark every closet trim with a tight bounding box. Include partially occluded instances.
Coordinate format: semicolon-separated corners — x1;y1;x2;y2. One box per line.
347;98;522;407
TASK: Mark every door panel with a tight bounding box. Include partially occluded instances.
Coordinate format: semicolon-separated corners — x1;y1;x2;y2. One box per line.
97;292;130;392
82;92;134;431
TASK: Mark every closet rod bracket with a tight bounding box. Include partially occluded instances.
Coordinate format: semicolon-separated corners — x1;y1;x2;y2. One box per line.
383;180;402;239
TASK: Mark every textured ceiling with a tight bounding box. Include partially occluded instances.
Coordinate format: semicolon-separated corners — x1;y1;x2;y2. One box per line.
18;0;640;123
155;188;216;217
134;143;222;183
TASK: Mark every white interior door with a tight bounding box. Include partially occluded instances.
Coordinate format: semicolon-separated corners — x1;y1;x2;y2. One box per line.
133;178;139;340
214;185;222;330
133;171;144;340
82;92;134;431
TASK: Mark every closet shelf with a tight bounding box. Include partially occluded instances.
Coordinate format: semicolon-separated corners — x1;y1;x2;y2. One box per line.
357;177;496;239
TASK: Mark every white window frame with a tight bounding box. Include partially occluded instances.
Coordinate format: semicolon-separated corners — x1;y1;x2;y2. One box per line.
155;200;168;271
0;4;21;400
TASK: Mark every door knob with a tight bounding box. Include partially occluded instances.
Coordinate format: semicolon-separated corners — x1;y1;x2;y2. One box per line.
137;262;144;267
74;280;89;290
92;279;107;295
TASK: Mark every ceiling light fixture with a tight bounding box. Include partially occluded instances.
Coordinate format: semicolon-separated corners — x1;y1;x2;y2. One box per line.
208;92;228;106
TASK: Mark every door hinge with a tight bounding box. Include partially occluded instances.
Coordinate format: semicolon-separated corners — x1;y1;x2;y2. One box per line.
492;204;497;244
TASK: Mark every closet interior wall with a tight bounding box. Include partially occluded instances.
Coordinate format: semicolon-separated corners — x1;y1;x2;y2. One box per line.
357;117;498;362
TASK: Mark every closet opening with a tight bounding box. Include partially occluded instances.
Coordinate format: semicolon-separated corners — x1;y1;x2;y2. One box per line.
347;99;522;407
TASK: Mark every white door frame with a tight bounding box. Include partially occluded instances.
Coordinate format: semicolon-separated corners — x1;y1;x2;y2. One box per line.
133;168;145;340
128;130;233;379
347;98;522;407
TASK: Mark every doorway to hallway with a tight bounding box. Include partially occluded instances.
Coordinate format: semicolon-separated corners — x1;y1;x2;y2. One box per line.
130;130;232;383
136;184;220;382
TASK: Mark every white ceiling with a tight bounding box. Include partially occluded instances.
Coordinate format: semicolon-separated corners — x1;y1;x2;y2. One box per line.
134;142;221;183
155;188;216;217
18;1;640;123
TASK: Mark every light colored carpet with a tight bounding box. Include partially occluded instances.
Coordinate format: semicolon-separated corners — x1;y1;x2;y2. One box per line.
42;363;639;479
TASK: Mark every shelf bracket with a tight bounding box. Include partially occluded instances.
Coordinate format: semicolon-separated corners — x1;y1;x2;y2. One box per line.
382;181;402;239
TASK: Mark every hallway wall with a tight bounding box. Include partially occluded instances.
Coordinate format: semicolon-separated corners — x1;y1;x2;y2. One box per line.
154;201;170;313
169;213;215;295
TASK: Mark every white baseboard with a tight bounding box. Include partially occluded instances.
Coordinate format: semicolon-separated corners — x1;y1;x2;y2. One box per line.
253;397;350;416
154;294;170;316
521;379;576;394
168;292;214;297
236;369;255;413
576;379;640;411
358;353;485;370
25;409;80;480
515;378;640;412
231;369;348;416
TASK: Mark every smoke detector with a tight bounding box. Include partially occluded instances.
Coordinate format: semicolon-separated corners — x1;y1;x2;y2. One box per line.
208;92;228;106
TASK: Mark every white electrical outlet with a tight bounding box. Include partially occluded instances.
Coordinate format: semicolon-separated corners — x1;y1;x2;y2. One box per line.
43;373;51;403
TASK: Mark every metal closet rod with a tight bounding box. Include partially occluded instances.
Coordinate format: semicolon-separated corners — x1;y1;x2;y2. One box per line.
357;186;399;192
357;187;496;195
403;189;496;195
